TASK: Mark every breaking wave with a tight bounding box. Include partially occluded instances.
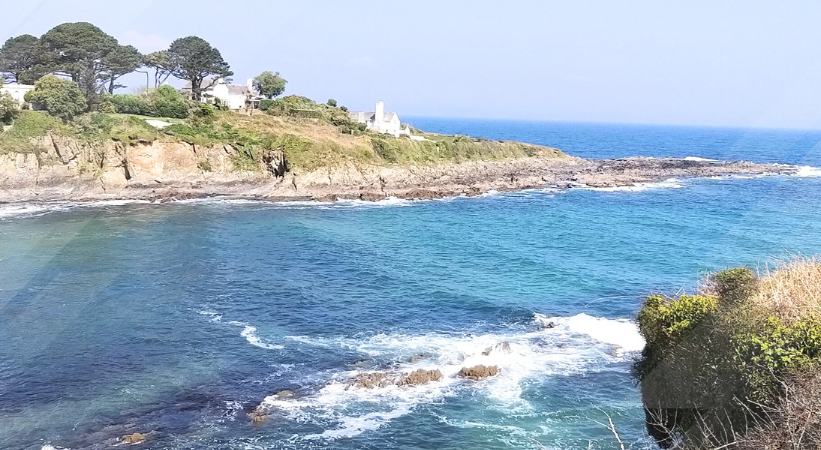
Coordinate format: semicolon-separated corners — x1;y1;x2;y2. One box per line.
257;313;644;441
795;165;821;177
582;178;685;192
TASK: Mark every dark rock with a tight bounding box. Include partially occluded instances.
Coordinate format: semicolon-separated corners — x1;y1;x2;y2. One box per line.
457;365;500;380
120;432;146;445
396;369;443;386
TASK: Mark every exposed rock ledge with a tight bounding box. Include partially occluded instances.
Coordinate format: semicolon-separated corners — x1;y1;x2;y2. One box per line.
0;139;798;203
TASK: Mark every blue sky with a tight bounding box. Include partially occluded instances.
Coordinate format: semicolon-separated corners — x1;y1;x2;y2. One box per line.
2;0;821;129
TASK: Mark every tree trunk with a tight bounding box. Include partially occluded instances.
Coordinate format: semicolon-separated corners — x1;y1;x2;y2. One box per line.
191;77;202;101
108;77;115;94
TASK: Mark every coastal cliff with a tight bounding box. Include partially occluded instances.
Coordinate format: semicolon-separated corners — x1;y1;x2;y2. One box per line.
0;111;799;203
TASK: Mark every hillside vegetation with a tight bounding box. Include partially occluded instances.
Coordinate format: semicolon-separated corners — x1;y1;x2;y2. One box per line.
637;258;821;449
0;106;562;173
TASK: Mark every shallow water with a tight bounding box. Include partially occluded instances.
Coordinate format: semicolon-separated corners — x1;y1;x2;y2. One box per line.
1;121;821;449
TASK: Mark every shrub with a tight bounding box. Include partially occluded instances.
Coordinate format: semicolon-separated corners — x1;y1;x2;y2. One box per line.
107;86;189;118
637;293;719;351
0;93;19;124
259;98;274;111
637;260;821;449
326;98;337;107
711;267;757;304
192;103;215;121
371;137;401;163
25;76;87;122
148;85;189;118
734;316;821;401
108;93;148;115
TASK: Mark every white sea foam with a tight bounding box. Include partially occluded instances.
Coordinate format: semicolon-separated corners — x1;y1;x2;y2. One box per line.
239;325;284;350
582;178;684;192
198;310;283;350
683;156;719;162
0;199;150;220
265;313;644;441
795;165;821;177
533;313;645;353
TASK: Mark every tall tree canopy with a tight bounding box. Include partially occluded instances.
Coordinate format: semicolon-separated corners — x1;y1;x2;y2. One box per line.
167;36;232;101
100;44;142;93
253;71;287;99
0;35;41;83
38;22;118;101
143;50;173;88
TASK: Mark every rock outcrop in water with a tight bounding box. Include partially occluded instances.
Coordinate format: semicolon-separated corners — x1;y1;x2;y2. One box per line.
350;369;444;388
457;365;501;380
120;432;146;445
396;369;443;386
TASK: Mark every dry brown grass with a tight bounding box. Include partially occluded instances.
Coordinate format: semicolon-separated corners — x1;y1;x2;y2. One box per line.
750;257;821;323
736;370;821;450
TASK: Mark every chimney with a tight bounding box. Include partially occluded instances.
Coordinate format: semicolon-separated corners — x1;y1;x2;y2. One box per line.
375;101;385;123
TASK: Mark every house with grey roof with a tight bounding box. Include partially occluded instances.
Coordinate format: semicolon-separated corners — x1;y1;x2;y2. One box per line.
349;101;411;137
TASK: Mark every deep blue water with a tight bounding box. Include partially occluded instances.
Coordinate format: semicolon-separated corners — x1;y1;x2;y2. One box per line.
1;120;821;449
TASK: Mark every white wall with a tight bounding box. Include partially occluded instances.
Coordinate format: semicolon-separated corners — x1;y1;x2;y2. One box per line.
0;84;35;106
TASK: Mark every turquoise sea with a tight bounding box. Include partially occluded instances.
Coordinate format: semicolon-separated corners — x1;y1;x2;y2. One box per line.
1;120;821;449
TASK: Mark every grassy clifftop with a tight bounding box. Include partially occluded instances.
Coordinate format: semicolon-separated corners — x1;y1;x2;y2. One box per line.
636;258;821;449
0;109;564;172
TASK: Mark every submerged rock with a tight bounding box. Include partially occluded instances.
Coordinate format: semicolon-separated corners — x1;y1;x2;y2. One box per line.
482;341;512;355
407;353;430;363
273;389;294;399
396;369;443;386
458;365;500;380
120;432;146;445
247;406;268;424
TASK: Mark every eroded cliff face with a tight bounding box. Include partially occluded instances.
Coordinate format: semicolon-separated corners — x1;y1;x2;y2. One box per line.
0;137;284;201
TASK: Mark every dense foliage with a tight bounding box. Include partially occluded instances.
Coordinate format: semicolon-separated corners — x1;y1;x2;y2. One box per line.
0;35;40;83
103;85;190;118
24;76;87;122
0;92;19;124
636;263;821;448
253;71;287;99
168;36;232;101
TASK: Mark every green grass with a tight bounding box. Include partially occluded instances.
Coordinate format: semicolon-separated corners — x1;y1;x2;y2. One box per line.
0;108;565;171
0;110;66;154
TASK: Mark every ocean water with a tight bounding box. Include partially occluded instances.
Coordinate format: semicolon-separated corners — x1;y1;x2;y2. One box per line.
1;121;821;449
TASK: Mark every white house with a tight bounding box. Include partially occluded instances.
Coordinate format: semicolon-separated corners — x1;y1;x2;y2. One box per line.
0;83;35;107
349;101;412;137
184;78;260;110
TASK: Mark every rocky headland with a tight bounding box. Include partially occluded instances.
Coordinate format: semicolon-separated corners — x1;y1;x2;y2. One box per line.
0;136;797;204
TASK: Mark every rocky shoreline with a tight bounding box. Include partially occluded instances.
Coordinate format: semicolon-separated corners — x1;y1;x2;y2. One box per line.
0;153;799;204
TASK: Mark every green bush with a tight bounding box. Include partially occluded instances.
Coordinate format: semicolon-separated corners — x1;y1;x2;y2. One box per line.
734;317;821;400
0;93;19;124
637;293;719;352
149;85;190;118
259;99;275;111
25;76;87;122
371;137;401;162
712;267;758;304
107;86;189;119
327;98;337;107
192;103;215;120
